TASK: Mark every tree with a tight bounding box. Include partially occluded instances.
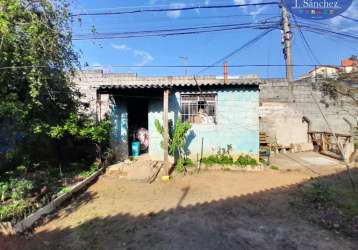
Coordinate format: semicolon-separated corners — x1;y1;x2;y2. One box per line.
0;0;80;171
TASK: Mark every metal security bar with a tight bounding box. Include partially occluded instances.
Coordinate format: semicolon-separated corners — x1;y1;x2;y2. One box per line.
181;94;217;124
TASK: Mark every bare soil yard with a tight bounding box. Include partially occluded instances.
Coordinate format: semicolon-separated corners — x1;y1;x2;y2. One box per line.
2;167;357;250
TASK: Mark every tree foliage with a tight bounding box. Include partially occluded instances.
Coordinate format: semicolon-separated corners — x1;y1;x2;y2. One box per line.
49;113;112;146
0;1;109;171
0;0;79;127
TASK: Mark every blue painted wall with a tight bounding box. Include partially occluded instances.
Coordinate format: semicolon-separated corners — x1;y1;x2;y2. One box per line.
148;86;259;160
111;86;259;161
110;97;129;160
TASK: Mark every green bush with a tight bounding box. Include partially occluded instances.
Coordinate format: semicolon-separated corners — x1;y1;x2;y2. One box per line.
0;179;34;202
235;155;258;166
10;179;34;201
201;155;219;166
0;200;29;222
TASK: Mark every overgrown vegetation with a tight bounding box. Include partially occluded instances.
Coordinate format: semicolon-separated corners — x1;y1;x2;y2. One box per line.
0;1;113;223
154;119;192;173
296;171;358;238
0;162;101;223
201;145;258;168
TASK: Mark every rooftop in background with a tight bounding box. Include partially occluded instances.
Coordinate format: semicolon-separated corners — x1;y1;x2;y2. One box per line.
341;58;357;67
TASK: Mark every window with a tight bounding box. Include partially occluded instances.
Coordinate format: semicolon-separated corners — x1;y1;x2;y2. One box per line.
181;94;217;124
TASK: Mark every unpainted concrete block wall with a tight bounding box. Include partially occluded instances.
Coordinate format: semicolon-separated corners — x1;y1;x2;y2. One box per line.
260;80;358;146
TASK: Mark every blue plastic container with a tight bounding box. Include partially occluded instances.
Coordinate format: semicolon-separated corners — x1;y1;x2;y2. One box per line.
131;141;140;157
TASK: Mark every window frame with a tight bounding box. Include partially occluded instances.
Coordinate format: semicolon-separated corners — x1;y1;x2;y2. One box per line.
180;93;217;125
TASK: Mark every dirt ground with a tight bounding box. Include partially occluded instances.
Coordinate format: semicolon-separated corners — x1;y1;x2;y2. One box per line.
2;161;357;250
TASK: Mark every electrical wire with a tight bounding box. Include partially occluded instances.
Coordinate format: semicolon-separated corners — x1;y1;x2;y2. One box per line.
339;15;358;23
196;28;275;75
0;64;343;71
71;2;280;17
73;21;280;40
291;15;321;65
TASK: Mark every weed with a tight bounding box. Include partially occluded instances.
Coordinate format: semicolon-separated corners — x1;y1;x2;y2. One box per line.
0;200;28;222
303;181;334;204
270;165;279;170
79;164;100;178
57;187;71;196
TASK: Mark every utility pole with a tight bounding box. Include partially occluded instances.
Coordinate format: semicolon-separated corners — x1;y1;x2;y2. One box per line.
281;2;293;81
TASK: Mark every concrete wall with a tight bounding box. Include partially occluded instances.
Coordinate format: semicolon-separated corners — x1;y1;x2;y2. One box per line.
260;80;358;148
148;87;260;160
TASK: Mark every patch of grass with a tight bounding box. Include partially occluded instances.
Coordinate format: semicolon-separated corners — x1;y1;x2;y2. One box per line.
331;185;358;217
270;165;279;170
298;176;358;237
302;181;334;204
57;187;71;197
79;164;100;178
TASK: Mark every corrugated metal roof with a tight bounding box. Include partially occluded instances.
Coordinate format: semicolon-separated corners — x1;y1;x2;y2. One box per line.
97;76;261;90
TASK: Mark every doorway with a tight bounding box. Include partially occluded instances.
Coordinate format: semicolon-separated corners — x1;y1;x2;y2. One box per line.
127;98;149;156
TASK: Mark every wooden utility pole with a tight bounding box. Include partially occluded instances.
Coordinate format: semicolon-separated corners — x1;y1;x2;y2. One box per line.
163;88;169;164
281;3;293;81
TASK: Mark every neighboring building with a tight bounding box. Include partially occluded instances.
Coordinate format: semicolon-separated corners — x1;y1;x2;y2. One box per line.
299;66;339;80
73;71;261;161
341;57;357;73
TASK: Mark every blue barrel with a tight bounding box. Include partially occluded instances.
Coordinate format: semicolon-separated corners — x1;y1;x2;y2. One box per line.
131;141;140;157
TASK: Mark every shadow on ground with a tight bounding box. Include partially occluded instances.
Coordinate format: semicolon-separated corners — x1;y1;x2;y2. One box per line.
2;169;358;250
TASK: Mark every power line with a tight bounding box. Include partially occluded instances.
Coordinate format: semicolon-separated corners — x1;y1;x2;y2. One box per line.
74;20;279;37
291;15;321;65
296;24;358;41
196;28;275;75
0;64;344;71
339;15;358;23
73;22;279;40
71;2;280;17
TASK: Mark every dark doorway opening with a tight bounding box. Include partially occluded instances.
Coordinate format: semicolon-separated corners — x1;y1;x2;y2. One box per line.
127;98;149;155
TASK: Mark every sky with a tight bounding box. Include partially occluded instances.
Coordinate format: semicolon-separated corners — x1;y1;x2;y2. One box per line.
71;0;358;79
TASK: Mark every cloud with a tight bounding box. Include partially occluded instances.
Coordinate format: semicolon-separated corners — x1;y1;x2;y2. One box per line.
166;3;186;19
112;44;131;51
133;50;154;66
111;44;154;66
330;2;358;27
249;5;267;17
204;0;210;5
233;0;269;19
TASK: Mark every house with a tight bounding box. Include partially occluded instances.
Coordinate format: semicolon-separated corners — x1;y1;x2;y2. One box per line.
85;72;261;162
299;66;339;80
341;57;357;73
